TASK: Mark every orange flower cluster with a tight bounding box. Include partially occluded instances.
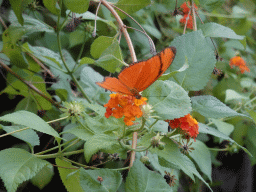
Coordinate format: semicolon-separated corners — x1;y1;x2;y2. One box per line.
104;93;147;126
167;114;199;139
229;56;250;74
179;2;198;29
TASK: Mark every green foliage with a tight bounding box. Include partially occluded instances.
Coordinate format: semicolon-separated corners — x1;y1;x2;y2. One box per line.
1;125;40;146
125;160;170;192
63;0;89;13
56;158;84;192
191;95;248;118
9;0;33;25
200;22;245;40
1;0;256;191
0;148;51;192
170;30;216;91
43;0;61;15
30;165;54;190
0;110;60;139
80;168;122;192
190;140;212;182
143;80;192;120
116;0;151;19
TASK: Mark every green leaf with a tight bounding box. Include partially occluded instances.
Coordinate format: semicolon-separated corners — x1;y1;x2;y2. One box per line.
43;0;60;15
115;0;151;19
74;11;117;30
199;0;225;12
142;24;161;39
159;155;212;191
125;160;170;192
80;57;95;65
95;55;124;73
84;134;119;163
80;168;122;192
62;125;94;141
69;30;88;48
139;133;195;180
91;36;115;59
170;30;216;91
23;43;63;70
0;148;51;192
63;0;89;13
2;27;29;68
143;80;192;120
1;125;39;146
56;158;84;192
80;66;110;104
190;140;212;182
15;97;38;113
9;0;33;25
225;89;249;103
1;71;52;110
30;165;54;190
11;15;54;34
199;123;252;156
246;109;256;125
201;22;245;40
224;40;245;50
211;119;234;137
191;95;248;119
0;110;61;139
95;41;124;73
159;62;189;80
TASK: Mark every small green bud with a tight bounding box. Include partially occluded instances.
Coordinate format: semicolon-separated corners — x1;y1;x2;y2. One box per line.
140;156;150;165
158;142;165;150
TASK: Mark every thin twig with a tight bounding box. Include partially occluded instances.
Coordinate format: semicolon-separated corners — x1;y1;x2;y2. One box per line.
112;4;156;54
100;0;138;168
101;0;137;62
0;15;7;29
191;1;197;31
93;0;102;37
183;8;191;34
27;52;55;78
123;25;156;55
0;60;61;108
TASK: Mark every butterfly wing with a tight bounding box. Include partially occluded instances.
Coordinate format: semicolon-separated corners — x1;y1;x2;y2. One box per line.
96;77;132;95
96;46;176;96
118;46;176;92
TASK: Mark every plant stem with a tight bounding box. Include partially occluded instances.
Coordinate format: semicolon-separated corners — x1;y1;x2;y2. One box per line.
35;137;78;155
35;149;84;159
56;3;92;104
100;0;138;168
0;127;29;138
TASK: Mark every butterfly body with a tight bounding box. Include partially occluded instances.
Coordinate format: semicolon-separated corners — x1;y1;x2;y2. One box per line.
97;47;176;98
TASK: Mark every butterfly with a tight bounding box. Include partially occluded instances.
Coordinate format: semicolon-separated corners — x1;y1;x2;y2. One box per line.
96;46;176;98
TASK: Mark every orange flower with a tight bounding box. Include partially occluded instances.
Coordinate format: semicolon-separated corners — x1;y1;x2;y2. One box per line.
229;56;250;74
167;114;199;139
179;14;193;29
179;2;197;29
104;93;147;126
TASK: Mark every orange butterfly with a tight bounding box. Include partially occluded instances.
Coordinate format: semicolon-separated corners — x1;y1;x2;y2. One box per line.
96;47;176;98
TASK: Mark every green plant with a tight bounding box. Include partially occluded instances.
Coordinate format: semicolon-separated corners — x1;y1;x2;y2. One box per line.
0;0;255;191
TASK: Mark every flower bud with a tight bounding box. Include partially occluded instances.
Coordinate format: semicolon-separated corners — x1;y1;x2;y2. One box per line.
140;156;150;165
158;142;165;150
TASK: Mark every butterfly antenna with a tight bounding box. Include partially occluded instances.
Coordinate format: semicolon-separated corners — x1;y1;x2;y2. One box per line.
111;4;156;55
93;0;102;37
